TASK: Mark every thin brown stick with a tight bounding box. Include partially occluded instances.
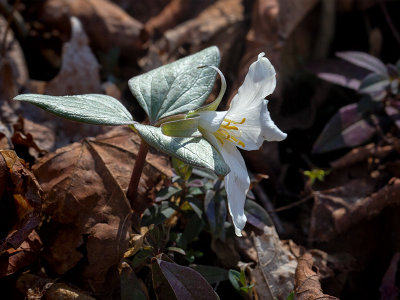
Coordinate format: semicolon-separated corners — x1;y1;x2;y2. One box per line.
127;140;149;210
273;194;314;212
379;0;400;46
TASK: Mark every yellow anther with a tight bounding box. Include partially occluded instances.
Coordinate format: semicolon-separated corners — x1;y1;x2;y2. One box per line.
215;135;224;145
238;141;245;147
224;118;246;125
221;124;239;130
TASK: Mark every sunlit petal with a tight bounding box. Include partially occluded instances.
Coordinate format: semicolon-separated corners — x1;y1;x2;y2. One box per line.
197;111;227;132
229;53;276;115
226;100;286;150
217;142;250;236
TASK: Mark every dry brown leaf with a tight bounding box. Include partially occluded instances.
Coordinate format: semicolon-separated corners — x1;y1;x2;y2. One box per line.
45;17;102;96
111;0;170;24
309;178;375;242
36;0;147;63
310;177;400;242
294;253;339;300
32;126;171;292
16;273;95;300
0;15;29;97
0;150;42;254
0;230;42;278
331;143;394;169
140;0;245;77
251;226;297;300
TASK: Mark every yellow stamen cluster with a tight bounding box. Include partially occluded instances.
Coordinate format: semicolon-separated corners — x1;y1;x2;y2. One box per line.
214;118;246;148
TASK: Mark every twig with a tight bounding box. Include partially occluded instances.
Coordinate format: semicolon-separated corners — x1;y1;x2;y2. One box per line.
379;0;400;47
252;184;285;234
126;140;149;211
273;194;314;212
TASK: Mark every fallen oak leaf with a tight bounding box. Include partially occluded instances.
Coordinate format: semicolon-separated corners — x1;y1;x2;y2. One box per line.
32;127;171;292
294;253;338;300
35;0;147;64
333;177;400;235
251;225;297;300
45;16;102;96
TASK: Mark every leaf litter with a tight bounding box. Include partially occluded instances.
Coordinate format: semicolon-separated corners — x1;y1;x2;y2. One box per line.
1;0;400;299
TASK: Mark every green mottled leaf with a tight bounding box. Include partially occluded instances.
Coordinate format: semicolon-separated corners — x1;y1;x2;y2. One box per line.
134;124;230;176
129;47;220;123
14;94;134;125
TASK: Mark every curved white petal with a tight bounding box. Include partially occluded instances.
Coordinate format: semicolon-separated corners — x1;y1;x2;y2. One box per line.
226;100;287;151
229;53;276;115
198;111;228;133
217;142;250;236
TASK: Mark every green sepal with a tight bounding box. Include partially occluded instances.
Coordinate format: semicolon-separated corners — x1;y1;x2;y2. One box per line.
161;116;202;138
134;124;230;176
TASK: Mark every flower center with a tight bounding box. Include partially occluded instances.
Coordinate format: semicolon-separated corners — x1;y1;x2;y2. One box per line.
214;118;246;148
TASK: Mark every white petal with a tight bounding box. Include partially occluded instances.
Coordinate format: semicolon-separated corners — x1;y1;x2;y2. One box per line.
260;100;287;142
217;141;250;236
226;100;286;151
229;53;276;115
198;111;228;133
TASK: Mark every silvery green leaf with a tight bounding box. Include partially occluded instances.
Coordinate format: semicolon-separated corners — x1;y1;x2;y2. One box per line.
134;124;230;176
128;46;220;123
14;94;134;125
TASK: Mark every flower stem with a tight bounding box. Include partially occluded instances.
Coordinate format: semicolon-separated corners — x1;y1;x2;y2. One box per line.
127;140;149;211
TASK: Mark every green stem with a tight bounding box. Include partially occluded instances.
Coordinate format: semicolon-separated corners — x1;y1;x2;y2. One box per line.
127;140;149;211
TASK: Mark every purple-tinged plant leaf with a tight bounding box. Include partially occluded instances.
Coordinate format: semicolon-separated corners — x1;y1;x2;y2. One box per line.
396;59;400;73
152;259;219;300
317;73;360;90
336;51;387;75
359;73;390;93
312;103;376;153
244;199;273;230
385;106;400;130
387;64;399;77
204;190;226;240
308;59;369;90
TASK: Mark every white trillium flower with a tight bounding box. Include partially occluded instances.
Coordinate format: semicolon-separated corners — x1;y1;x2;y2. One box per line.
197;53;287;236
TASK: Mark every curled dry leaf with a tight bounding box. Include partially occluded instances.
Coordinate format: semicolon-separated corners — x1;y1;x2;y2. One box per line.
0;150;42;277
331;143;394;169
310;177;400;242
0;230;42;278
0;15;29;100
45;17;102;96
36;0;147;63
251;225;297;300
294;253;339;300
156;0;245;68
32;127;171;292
0;150;42;253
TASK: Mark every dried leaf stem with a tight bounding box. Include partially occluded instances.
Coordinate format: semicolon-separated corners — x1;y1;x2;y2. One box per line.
127;139;149;210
